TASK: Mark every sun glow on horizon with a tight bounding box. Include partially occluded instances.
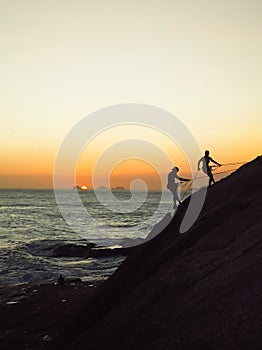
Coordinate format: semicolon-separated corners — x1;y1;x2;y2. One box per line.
0;1;261;188
73;124;192;190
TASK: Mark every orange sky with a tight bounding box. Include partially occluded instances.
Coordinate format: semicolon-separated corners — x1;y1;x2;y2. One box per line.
76;159;163;191
0;135;259;189
1;1;261;189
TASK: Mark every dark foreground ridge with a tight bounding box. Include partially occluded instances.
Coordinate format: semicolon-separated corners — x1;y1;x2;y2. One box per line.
61;156;262;350
1;156;261;349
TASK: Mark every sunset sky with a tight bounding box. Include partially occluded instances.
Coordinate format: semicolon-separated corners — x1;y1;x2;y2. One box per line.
1;0;261;189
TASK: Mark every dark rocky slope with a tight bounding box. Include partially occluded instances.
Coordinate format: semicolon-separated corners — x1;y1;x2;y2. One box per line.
61;156;262;350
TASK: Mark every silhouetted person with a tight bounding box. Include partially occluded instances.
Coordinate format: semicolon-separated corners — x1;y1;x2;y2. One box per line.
167;167;190;209
58;274;65;285
198;150;221;187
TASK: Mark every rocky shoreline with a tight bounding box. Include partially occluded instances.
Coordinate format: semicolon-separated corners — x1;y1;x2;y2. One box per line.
0;278;100;349
1;156;261;350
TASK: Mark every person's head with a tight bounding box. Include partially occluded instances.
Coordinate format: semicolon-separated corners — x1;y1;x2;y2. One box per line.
172;166;179;172
205;150;209;156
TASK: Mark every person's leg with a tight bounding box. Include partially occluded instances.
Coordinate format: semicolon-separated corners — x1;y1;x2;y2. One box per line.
207;169;215;186
172;194;177;208
170;186;180;207
173;191;181;206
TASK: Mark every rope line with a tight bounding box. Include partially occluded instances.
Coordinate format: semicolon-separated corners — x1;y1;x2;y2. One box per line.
180;170;199;201
192;167;239;181
179;162;245;192
169;161;247;208
221;161;247;166
192;161;247;182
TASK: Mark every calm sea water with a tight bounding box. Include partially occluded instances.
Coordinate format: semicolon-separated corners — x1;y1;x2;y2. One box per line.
0;189;174;285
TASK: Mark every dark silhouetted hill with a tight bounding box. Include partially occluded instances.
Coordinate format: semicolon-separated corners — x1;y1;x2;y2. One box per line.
61;156;262;350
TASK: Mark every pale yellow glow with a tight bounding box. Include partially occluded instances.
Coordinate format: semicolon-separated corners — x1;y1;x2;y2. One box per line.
0;1;261;188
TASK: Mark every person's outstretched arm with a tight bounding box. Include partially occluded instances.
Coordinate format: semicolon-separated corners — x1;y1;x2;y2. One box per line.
210;157;221;166
176;175;191;182
180;177;190;182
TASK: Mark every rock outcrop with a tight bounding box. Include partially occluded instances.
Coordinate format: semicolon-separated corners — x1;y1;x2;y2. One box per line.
52;243;134;258
60;156;262;350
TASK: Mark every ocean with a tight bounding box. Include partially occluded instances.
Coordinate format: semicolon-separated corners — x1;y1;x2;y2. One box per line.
0;189;175;286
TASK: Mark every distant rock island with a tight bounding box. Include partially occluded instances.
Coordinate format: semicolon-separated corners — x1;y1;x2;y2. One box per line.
73;185;128;191
95;186;109;191
73;185;82;190
95;186;127;191
73;185;88;190
111;186;126;191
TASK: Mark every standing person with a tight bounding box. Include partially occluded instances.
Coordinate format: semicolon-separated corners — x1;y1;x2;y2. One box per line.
198;150;221;187
167;167;190;209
